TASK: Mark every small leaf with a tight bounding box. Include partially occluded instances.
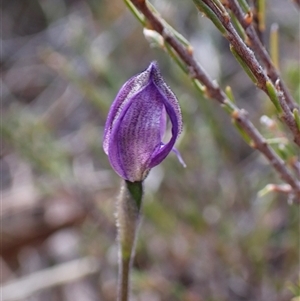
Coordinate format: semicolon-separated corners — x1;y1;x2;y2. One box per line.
266;80;283;113
225;86;235;103
293;108;300;131
270;23;279;70
232;119;252;144
230;44;258;84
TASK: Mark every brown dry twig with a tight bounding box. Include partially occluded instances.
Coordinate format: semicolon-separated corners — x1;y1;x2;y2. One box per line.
127;0;300;200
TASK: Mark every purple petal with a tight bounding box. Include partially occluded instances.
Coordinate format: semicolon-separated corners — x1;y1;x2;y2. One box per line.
148;90;180;168
103;62;184;182
103;65;153;155
108;82;165;181
147;63;183;168
149;62;183;136
159;106;167;139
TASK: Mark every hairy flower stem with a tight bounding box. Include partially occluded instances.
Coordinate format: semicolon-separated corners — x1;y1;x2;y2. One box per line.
116;180;143;301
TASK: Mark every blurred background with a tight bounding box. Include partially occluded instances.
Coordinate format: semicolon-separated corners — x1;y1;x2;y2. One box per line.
1;0;299;300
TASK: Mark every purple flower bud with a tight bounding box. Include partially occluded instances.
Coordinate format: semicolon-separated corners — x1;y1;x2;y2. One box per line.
103;62;185;182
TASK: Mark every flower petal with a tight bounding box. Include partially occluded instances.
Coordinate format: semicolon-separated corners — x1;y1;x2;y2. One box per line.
159;106;167;139
103;65;153;155
148;89;180;168
108;82;165;181
147;63;183;168
149;62;183;137
103;61;184;182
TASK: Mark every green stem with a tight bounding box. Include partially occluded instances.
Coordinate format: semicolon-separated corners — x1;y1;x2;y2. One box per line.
116;180;143;301
119;257;131;301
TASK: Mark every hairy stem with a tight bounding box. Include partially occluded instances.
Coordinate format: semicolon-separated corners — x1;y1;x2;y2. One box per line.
116;180;143;301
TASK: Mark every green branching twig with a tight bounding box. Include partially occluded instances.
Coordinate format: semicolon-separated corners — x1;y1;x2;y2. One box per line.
227;0;298;111
125;0;300;200
196;0;300;146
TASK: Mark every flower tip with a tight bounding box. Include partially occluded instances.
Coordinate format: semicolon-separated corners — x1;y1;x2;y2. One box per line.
148;61;160;73
149;60;158;68
180;158;187;168
172;147;186;168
